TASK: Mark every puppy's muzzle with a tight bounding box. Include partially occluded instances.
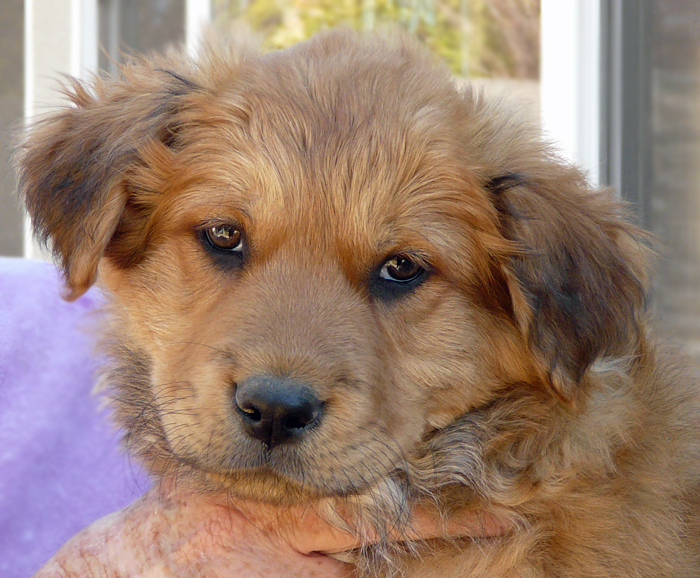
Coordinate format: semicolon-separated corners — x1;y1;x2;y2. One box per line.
234;375;324;449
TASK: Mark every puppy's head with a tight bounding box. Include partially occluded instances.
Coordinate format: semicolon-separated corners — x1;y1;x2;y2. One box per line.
18;31;649;503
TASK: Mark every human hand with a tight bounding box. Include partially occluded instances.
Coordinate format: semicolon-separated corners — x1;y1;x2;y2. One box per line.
33;481;353;578
33;479;510;577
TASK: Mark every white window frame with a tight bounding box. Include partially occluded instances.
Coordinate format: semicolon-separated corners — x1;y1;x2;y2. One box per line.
540;0;603;187
23;0;98;259
186;0;212;56
22;0;209;259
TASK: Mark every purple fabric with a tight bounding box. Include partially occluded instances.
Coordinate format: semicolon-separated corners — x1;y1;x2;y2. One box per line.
0;258;149;577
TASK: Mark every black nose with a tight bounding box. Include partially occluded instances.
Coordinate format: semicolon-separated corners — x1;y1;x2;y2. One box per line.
234;375;324;449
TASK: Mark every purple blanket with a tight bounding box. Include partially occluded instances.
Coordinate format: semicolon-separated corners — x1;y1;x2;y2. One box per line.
0;258;148;577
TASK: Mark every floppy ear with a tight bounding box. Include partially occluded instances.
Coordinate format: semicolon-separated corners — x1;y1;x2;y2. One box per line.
17;61;201;300
487;170;650;402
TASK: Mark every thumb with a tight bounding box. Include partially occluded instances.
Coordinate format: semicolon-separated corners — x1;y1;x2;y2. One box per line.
282;503;512;555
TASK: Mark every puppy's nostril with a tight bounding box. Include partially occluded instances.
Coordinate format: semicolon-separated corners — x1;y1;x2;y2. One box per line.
238;403;262;423
234;375;324;449
282;401;320;431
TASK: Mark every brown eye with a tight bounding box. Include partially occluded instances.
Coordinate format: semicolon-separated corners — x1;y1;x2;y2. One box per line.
379;256;424;283
205;224;243;252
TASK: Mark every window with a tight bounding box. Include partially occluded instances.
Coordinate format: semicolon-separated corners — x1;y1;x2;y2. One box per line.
213;0;540;79
98;0;185;75
5;0;700;358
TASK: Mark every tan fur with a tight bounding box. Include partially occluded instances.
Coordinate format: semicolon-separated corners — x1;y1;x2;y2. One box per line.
18;30;700;577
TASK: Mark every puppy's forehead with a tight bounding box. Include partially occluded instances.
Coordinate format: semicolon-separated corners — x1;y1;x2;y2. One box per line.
175;37;489;267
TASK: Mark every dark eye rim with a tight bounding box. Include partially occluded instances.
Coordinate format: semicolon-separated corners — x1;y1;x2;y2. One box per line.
379;255;425;283
370;253;431;300
200;223;244;252
197;222;247;269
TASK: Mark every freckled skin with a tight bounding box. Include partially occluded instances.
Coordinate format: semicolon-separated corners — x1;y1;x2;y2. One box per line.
32;480;511;577
33;484;357;578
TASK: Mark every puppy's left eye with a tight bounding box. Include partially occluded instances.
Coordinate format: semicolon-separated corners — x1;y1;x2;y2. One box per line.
379;256;424;283
371;255;429;300
205;225;243;252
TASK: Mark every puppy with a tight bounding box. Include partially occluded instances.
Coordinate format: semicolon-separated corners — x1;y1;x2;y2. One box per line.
19;30;700;577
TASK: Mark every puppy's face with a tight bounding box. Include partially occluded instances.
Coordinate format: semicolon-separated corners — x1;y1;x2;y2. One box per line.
95;45;532;497
19;31;647;502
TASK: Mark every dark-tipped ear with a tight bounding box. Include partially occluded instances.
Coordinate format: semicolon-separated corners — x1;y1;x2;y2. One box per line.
487;171;651;402
17;62;201;300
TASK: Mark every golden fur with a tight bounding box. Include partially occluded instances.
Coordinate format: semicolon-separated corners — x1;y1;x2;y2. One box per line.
19;30;700;577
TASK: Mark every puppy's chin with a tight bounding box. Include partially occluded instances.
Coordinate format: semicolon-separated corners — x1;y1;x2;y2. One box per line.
178;448;400;503
181;461;385;505
198;468;329;503
158;416;401;501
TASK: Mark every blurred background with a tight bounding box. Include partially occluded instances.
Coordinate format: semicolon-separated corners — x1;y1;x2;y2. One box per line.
0;0;699;361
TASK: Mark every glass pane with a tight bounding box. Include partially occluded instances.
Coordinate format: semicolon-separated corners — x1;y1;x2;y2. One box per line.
98;0;186;75
213;0;541;119
0;0;24;257
214;0;538;77
650;0;700;360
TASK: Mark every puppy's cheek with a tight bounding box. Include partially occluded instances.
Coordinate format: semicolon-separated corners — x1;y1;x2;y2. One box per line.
380;281;538;430
397;334;483;430
377;289;489;428
149;357;235;462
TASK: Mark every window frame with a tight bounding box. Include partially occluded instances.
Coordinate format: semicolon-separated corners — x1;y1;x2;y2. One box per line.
599;0;653;224
22;0;651;256
540;0;603;186
23;0;98;259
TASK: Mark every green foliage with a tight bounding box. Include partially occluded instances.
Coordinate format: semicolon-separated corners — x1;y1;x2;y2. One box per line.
213;0;539;79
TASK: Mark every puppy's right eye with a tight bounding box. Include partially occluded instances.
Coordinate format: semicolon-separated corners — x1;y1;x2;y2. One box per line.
204;225;243;252
199;224;246;270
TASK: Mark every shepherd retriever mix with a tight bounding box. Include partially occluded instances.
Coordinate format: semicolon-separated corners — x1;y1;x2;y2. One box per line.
18;30;700;577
